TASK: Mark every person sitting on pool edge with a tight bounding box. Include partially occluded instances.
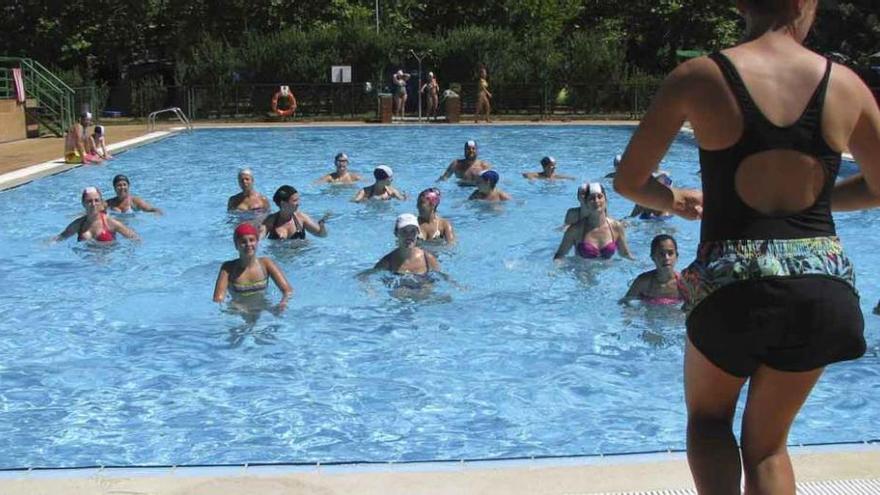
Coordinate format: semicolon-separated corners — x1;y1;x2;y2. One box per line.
352;165;406;202
627;172;674;219
213;223;292;311
373;214;441;274
314;152;362;184
554;182;633;260
437;140;492;185
54;187;139;243
64;112;102;165
620;234;683;306
106;174;162;215
469;170;511;201
522;156;574;180
416;187;456;244
261;185;329;240
88;125;112;160
227;168;271;212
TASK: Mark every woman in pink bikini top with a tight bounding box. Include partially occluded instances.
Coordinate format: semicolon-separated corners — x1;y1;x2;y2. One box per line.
554;182;633;261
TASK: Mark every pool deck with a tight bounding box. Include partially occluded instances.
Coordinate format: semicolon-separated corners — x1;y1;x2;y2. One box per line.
1;445;878;494
1;120;875;493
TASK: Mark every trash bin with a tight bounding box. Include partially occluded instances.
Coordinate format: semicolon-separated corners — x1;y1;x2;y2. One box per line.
444;95;460;123
377;93;393;123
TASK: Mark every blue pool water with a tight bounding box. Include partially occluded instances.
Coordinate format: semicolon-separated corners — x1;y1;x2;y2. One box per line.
0;125;877;469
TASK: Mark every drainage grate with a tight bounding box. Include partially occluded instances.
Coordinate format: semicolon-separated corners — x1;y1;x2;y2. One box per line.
592;479;880;495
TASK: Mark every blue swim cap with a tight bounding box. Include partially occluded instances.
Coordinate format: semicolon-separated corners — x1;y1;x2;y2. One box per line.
480;169;499;187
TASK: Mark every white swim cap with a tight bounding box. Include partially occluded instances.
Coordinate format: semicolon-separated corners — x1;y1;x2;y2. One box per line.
238;167;254;177
374;165;393;180
95;125;105;134
397;70;404;76
395;213;419;230
280;85;290;96
428;71;434;78
466;140;476;148
81;111;92;120
82;186;99;196
613;154;622;167
578;182;604;196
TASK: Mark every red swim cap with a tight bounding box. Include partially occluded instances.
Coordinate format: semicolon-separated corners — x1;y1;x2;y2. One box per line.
233;222;259;240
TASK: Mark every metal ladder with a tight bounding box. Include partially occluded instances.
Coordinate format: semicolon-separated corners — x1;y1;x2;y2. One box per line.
147;107;193;132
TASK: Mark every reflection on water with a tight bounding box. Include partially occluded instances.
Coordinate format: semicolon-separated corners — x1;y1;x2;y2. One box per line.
222;296;282;347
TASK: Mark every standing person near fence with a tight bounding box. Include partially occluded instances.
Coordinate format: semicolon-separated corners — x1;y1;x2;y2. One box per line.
475;65;492;123
421;72;440;119
271;85;297;119
392;70;411;118
614;0;876;493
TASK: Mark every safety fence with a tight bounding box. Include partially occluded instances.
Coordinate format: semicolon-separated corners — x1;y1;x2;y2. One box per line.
70;81;663;121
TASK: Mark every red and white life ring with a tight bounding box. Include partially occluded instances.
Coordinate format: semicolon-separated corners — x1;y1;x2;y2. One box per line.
271;91;296;117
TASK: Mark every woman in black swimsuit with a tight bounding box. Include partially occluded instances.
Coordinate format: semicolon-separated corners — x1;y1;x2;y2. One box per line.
614;0;878;492
260;185;328;240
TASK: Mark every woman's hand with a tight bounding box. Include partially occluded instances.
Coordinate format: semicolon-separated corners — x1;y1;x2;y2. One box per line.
671;188;703;220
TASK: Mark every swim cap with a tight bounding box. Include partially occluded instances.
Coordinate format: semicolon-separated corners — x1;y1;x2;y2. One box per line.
280;85;290;96
335;152;349;162
465;140;477;149
578;182;604;196
420;187;441;206
81;111;92;120
541;156;556;167
233;222;259;240
81;186;100;201
480;169;499;187
395;213;419;231
95;125;105;135
397;70;404;76
112;174;129;186
238;167;254;177
428;71;434;78
374;165;393;181
613;154;622;168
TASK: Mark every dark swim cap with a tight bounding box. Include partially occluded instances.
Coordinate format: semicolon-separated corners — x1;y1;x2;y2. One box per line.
112;174;129;186
480;169;499;187
541;156;556;167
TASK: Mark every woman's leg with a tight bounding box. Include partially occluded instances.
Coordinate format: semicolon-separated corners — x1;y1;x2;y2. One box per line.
740;365;823;495
684;339;748;495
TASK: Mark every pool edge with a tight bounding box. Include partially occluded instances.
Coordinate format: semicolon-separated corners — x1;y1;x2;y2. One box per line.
0;130;178;191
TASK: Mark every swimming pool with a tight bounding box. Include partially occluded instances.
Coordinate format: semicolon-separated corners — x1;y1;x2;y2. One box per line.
0;125;876;469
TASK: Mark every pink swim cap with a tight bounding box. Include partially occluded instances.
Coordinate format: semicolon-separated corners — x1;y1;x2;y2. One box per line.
233;223;259;240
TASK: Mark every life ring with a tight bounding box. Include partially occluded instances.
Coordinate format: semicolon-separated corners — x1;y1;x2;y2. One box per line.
271;91;296;117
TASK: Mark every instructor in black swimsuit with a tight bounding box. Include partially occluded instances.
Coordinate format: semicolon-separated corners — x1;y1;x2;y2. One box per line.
614;0;879;493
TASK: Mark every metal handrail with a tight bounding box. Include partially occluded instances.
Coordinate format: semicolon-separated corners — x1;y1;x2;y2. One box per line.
0;57;75;135
147;107;193;132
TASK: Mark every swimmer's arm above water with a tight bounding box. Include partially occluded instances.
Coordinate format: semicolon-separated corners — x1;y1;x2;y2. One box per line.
553;227;578;260
613;221;635;260
132;196;162;215
212;262;232;302
109;217;139;240
301;212;329;237
263;257;293;310
437;161;456;181
53;217;83;242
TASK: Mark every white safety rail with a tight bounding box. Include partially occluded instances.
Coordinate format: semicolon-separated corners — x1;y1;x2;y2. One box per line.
147;107;193;132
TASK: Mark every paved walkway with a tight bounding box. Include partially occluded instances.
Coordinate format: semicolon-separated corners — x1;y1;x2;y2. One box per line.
0;446;877;495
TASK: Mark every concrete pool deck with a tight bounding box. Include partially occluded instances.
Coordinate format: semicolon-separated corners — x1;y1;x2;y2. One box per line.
0;444;878;494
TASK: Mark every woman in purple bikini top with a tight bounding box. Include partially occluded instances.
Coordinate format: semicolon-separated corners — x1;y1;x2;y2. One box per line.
554;182;633;261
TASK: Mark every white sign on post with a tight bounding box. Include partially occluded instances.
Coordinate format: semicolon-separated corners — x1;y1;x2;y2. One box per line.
331;66;352;83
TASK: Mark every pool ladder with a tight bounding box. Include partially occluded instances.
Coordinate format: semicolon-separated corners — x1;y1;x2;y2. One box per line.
147;107;193;132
